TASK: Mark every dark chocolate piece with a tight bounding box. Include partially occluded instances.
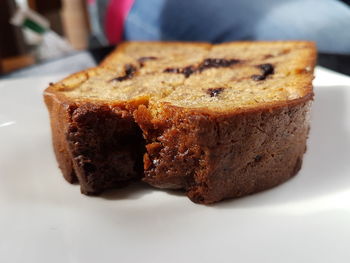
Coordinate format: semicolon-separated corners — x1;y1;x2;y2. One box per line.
182;66;196;78
207;87;225;97
251;63;274;81
199;58;240;72
163;58;240;78
111;64;137;82
259;63;274;75
164;68;181;74
163;66;195;78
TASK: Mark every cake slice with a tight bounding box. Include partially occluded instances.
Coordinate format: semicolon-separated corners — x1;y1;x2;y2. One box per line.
44;41;316;204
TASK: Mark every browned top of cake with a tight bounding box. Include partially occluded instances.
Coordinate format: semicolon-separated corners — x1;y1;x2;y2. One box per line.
45;41;316;115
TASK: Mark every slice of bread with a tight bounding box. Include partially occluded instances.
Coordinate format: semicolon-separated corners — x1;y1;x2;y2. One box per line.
44;41;316;204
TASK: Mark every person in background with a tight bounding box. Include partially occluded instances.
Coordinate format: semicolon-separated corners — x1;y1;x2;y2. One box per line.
93;0;350;54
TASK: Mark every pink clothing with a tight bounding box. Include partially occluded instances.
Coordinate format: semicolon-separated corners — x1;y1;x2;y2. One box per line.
105;0;134;44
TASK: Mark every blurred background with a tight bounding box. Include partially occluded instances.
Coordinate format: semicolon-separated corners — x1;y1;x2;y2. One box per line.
1;0;350;77
0;0;90;75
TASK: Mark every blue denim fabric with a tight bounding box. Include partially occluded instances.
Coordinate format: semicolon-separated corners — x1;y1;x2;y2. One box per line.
123;0;350;53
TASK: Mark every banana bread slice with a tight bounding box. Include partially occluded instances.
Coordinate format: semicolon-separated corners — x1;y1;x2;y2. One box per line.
44;41;316;204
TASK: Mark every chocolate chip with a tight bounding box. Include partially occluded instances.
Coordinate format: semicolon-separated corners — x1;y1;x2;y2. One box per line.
251;63;274;81
163;58;240;78
111;64;137;82
259;63;274;75
125;64;137;76
138;56;157;67
164;68;181;73
199;58;240;71
163;66;195;78
207;87;224;97
182;65;196;78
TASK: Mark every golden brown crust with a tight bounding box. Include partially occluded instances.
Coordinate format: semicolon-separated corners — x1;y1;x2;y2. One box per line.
44;87;77;183
47;41;316;114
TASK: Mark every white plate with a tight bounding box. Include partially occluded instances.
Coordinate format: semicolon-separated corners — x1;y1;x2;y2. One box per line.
1;67;350;263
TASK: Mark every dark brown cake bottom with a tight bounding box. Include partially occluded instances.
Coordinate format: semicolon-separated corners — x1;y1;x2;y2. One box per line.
59;98;310;204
